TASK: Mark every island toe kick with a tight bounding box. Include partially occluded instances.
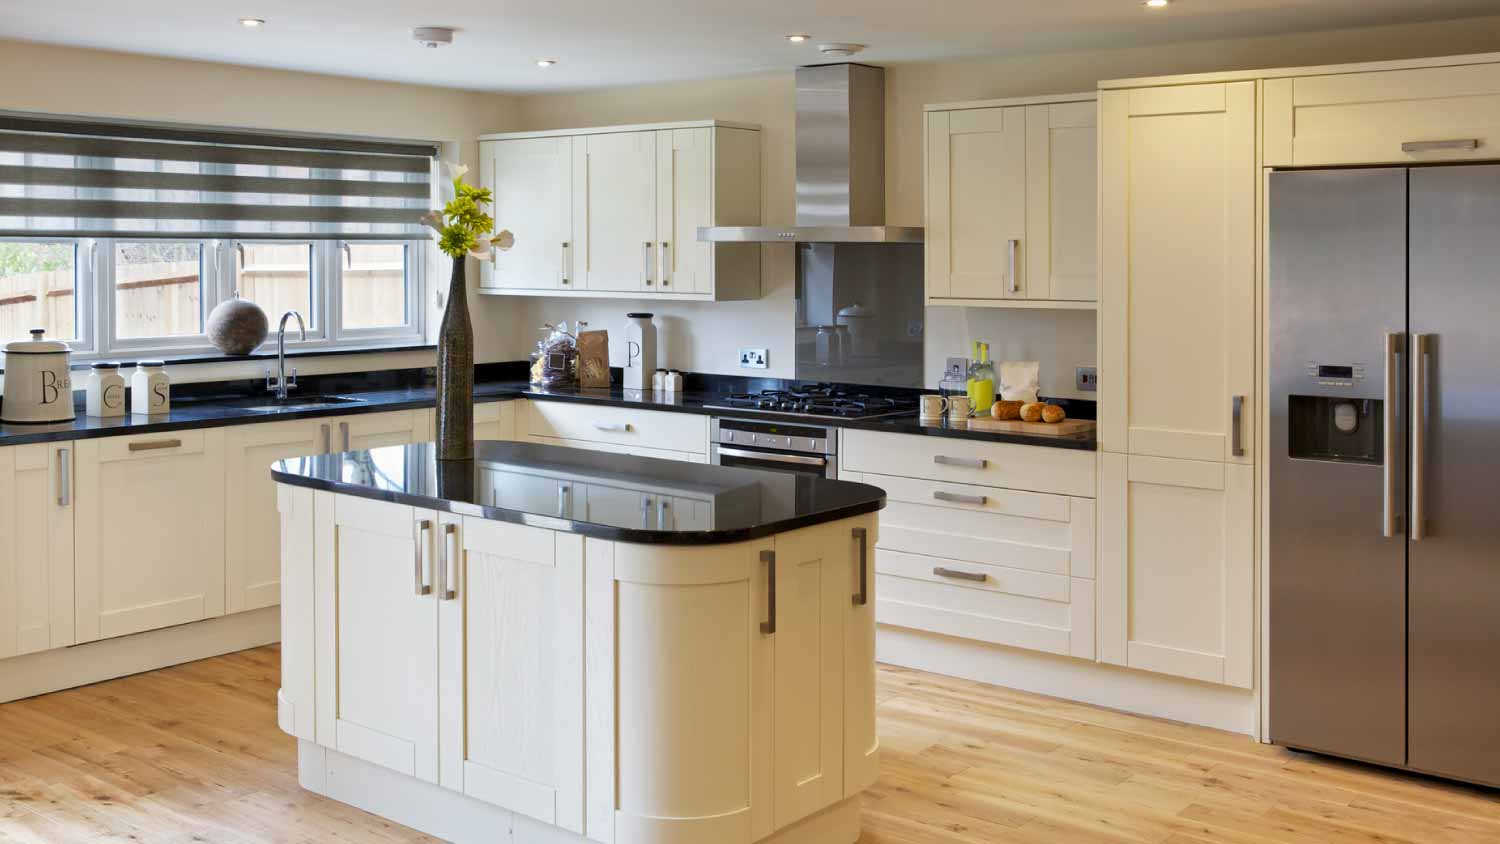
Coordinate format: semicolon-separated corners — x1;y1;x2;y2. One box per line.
275;464;881;844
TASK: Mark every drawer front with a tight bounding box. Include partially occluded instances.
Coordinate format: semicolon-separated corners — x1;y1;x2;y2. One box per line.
97;429;207;463
526;402;709;454
863;471;1071;522
877;498;1092;577
1268;63;1500;167
877;573;1093;658
842;429;1094;498
876;547;1068;603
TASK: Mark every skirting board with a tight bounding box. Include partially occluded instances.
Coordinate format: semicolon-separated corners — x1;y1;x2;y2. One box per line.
0;606;279;703
878;625;1260;737
299;741;863;844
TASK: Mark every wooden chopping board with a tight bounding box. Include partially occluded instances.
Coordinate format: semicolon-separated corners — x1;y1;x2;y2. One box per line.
964;417;1096;437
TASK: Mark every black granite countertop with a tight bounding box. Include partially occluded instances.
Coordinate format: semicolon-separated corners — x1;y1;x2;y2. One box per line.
271;440;886;545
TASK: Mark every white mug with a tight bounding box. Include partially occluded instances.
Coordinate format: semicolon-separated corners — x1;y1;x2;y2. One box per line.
919;394;948;419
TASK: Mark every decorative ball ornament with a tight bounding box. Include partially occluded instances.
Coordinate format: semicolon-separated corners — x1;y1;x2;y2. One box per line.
206;292;270;355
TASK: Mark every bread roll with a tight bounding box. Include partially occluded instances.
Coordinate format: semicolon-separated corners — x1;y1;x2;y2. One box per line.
1041;404;1066;424
991;399;1024;421
1019;402;1045;423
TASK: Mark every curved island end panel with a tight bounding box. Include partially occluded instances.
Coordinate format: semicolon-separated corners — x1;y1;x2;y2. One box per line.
272;440;885;844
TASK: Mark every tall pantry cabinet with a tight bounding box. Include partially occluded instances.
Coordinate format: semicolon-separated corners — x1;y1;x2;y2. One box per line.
1096;80;1259;688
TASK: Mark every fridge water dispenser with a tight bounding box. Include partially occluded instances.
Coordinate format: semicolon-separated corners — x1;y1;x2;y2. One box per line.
1286;395;1383;464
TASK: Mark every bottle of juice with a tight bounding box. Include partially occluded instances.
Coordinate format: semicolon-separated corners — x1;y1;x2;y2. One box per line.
967;341;996;415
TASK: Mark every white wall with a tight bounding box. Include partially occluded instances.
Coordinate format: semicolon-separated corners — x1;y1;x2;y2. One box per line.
501;13;1500;394
0;39;521;383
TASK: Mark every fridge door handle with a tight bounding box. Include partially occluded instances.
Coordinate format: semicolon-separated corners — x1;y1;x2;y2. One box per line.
1383;331;1403;538
1411;333;1429;541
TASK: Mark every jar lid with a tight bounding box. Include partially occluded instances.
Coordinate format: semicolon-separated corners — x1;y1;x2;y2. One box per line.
136;360;166;368
91;361;120;370
3;328;69;354
625;312;654;319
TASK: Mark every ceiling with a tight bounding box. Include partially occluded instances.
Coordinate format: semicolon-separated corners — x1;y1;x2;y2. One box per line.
0;0;1495;93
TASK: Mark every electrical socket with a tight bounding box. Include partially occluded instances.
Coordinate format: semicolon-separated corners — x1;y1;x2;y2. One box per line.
945;357;969;380
1076;366;1098;392
739;348;769;369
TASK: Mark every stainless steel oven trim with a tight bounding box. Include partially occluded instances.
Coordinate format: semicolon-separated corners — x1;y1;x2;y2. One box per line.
715;446;828;467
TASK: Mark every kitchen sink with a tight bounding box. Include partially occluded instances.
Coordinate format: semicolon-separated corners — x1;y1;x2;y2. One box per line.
238;395;368;413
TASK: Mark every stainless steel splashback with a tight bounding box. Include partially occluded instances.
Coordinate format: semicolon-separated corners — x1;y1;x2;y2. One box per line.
699;63;923;244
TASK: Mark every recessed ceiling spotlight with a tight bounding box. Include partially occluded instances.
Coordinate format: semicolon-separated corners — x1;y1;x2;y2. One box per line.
817;43;864;58
239;17;265;28
786;34;810;43
536;59;558;68
412;26;456;48
1143;0;1170;8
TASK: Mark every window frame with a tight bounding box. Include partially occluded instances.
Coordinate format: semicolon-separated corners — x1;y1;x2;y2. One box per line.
329;239;425;344
223;239;330;344
104;238;216;353
0;235;95;354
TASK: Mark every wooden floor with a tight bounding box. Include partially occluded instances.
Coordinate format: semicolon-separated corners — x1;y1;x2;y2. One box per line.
0;647;1496;843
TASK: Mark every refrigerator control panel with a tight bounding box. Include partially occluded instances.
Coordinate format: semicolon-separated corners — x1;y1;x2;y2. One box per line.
1305;362;1365;388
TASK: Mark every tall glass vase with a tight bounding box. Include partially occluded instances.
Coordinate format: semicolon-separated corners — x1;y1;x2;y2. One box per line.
435;258;474;461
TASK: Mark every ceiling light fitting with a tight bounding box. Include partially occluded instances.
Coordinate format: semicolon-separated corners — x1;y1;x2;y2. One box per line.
239;18;265;28
817;43;864;58
786;34;810;43
1143;0;1170;8
412;26;455;48
536;59;557;67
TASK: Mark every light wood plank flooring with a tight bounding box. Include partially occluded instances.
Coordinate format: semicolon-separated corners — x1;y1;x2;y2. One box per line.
0;646;1495;842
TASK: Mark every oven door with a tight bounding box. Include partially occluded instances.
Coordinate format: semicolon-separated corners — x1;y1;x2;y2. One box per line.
711;444;836;479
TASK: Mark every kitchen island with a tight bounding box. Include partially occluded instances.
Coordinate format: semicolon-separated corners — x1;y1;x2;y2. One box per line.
272;440;884;844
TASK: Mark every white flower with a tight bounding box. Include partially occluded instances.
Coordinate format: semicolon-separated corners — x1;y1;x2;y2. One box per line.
442;161;470;182
419;209;444;232
491;229;515;251
465;229;515;261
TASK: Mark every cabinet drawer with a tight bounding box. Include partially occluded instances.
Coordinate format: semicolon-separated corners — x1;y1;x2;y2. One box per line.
1267;63;1500;167
876;548;1068;603
96;430;206;462
863;471;1071;521
842;429;1093;497
876;572;1093;658
525;402;708;454
878;499;1075;576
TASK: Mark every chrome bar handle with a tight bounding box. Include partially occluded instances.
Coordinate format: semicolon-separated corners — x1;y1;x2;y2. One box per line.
320;423;331;455
933;490;987;506
760;549;776;634
557;483;571;518
658;497;670;530
933;566;987;583
414;520;432;596
128;438;182;452
57;447;70;507
1402;139;1479;153
1383;331;1402;538
640;495;651;529
934;454;987;469
642;241;654;286
560;241;570;286
1411;333;1429;541
851;527;869;607
1007;239;1019;294
340;421;351;452
658;241;670;288
594;422;633;433
1231;395;1245;457
441;523;458;600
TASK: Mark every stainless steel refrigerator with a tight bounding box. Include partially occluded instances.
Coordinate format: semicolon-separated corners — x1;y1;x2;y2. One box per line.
1269;166;1500;787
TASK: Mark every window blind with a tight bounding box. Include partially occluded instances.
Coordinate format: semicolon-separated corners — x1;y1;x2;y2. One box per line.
0;115;435;240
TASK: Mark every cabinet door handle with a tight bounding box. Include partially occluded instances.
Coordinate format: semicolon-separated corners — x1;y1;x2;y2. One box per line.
440;523;459;600
658;497;670;530
1231;395;1245;457
1382;331;1403;538
640;495;652;529
414;520;433;596
1007;239;1020;294
851;526;869;607
56;447;70;507
642;241;654;286
1402;139;1479;153
320;423;331;455
933;490;987;505
658;241;670;288
1411;333;1430;541
558;483;571;518
560;241;570;286
594;422;633;433
933;566;987;583
128;438;182;452
934;454;986;469
761;549;776;635
340;421;351;452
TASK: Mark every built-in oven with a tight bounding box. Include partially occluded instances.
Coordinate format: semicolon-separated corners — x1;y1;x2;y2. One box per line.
709;417;837;479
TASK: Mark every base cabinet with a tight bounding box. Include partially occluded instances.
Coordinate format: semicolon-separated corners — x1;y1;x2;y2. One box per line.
1097;453;1253;688
0;443;74;658
73;430;227;644
225;418;330;614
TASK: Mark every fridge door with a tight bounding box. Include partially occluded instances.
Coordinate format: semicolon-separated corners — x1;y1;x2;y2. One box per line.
1267;169;1408;767
1407;165;1500;787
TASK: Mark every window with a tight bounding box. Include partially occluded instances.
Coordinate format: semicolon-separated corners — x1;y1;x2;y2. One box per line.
0;113;436;359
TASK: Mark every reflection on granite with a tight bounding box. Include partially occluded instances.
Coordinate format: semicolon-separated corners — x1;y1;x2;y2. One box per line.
272;440;886;545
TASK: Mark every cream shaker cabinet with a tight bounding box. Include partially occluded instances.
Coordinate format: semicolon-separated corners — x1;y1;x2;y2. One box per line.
1098;81;1257;463
925;94;1097;307
478;121;761;301
225;418;330;615
73;430;228;643
0;443;74;658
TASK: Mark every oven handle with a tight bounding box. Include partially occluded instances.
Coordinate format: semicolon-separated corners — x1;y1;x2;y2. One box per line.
716;446;828;467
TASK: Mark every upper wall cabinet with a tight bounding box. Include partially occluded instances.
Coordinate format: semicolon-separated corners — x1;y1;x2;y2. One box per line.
1098;82;1257;463
1264;58;1500;168
925;94;1097;309
478;121;762;301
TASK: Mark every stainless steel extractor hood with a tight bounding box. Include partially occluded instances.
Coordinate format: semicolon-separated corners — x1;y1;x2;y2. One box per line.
699;63;922;244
